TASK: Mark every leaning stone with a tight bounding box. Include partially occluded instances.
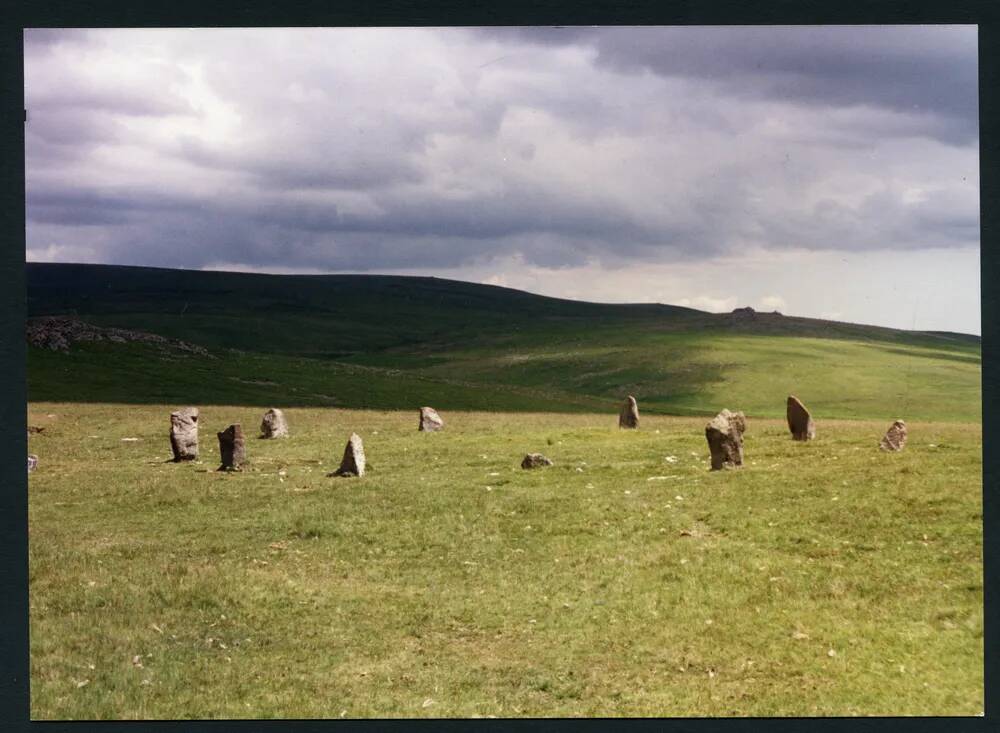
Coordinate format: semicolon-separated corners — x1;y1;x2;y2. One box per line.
786;395;816;441
217;424;246;471
619;395;639;429
879;420;907;452
260;408;289;438
331;433;366;477
521;453;553;469
169;407;199;461
705;409;746;470
419;406;444;432
27;454;37;473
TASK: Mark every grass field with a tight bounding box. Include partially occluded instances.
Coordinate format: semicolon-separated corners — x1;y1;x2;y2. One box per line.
26;264;982;422
27;403;983;718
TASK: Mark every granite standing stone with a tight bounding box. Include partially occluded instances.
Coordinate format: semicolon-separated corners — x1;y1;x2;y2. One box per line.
521;453;553;469
705;409;747;470
786;395;816;441
619;395;639;429
332;433;366;477
169;407;199;461
260;408;289;438
217;424;246;470
419;406;444;432
879;420;907;451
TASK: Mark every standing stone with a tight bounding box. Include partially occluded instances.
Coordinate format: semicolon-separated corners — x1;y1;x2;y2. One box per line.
879;420;907;452
169;407;199;461
217;424;246;470
786;395;816;441
332;433;366;477
619;395;639;429
27;454;37;473
705;409;747;470
521;453;553;469
419;406;444;432
260;408;289;438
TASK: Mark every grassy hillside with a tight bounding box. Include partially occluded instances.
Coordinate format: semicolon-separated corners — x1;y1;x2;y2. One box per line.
26;263;982;421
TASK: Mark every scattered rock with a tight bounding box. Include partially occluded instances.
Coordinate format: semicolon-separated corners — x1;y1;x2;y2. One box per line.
217;424;246;471
418;406;444;432
260;408;289;438
331;433;366;477
786;395;816;441
879;420;907;452
705;409;746;470
27;454;37;473
618;395;639;429
521;453;553;469
26;316;208;355
169;407;199;461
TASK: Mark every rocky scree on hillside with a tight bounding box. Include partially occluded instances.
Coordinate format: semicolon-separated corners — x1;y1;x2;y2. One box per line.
26;316;210;356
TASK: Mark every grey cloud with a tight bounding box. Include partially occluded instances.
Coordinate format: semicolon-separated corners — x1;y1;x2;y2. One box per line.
175;136;427;191
23;26;979;281
475;25;978;146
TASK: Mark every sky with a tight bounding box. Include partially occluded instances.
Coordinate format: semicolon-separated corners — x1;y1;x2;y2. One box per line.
23;26;981;334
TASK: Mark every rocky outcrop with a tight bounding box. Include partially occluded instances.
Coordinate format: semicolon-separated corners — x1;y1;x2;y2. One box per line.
331;433;366;477
260;408;289;438
879;420;907;452
217;424;246;470
786;395;816;441
26;316;208;355
169;407;199;461
419;406;444;432
521;453;553;469
619;395;639;429
705;409;746;470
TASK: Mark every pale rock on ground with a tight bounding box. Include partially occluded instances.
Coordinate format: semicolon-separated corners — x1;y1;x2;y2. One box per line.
879;420;907;451
619;395;639;429
705;409;747;470
331;433;366;477
521;453;553;469
419;407;444;432
260;408;289;438
169;407;199;461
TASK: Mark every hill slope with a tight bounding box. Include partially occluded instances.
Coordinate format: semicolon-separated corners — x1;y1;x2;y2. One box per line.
25;263;982;421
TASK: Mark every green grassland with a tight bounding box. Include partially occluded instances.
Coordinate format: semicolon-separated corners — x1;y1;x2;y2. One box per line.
25;263;983;718
26;264;980;421
28;404;982;718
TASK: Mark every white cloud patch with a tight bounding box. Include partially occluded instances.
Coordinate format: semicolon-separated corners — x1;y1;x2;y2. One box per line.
758;295;787;312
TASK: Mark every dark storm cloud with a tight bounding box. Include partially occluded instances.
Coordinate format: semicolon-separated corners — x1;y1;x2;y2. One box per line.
23;26;979;277
476;25;978;145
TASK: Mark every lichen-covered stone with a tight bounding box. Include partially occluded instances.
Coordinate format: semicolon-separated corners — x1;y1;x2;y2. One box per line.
217;424;246;470
332;433;366;477
419;407;444;432
879;420;907;452
260;408;289;438
521;453;553;469
786;395;816;441
169;407;199;461
619;395;639;429
705;409;746;470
